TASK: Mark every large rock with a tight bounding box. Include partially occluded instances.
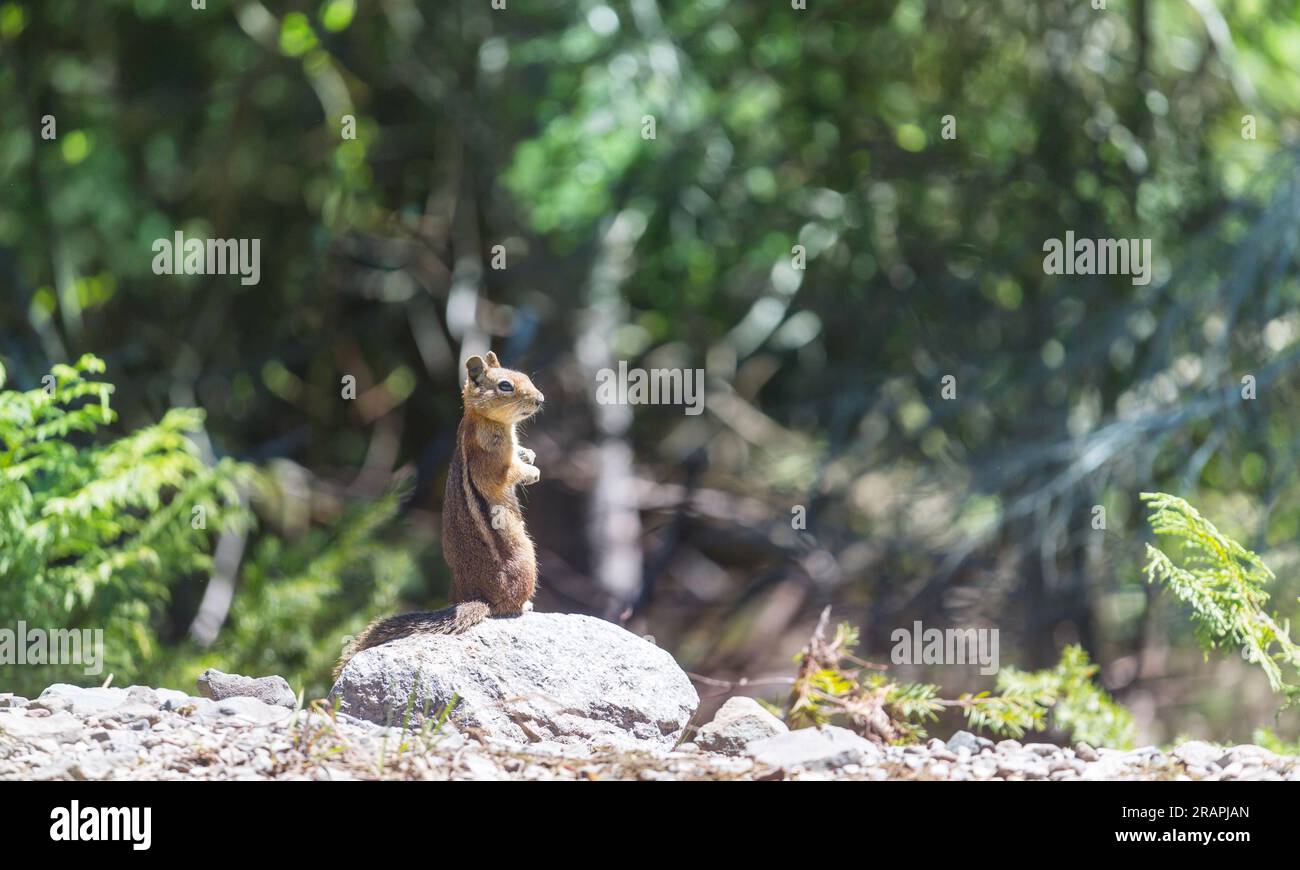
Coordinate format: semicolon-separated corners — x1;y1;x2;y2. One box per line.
197;669;296;709
695;696;788;755
329;612;699;749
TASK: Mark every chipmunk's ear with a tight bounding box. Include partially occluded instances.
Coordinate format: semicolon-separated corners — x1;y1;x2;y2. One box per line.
465;355;486;381
484;351;500;368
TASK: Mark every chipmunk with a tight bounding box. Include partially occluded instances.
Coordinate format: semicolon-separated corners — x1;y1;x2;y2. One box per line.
333;351;544;678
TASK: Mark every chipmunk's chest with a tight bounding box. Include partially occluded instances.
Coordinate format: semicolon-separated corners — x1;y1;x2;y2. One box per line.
470;419;515;455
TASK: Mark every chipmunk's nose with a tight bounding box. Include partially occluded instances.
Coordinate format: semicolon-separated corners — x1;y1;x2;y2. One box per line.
535;392;545;405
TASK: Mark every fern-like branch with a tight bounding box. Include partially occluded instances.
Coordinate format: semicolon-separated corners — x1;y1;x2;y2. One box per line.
1141;491;1300;704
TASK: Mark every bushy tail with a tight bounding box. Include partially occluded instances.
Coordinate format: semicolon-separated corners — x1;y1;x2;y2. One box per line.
333;600;491;680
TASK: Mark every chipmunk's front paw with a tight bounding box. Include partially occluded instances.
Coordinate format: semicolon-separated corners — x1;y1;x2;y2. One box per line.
520;465;541;485
517;447;536;465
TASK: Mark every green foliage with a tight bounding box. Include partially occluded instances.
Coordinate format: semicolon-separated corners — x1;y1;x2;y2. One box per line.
0;355;252;694
5;0;1300;742
0;355;427;698
160;482;425;699
785;613;1133;746
785;620;946;743
981;645;1136;747
1142;491;1300;707
1252;726;1300;756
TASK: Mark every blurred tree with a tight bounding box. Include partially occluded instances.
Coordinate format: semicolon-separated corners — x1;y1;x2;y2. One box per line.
1;0;1298;740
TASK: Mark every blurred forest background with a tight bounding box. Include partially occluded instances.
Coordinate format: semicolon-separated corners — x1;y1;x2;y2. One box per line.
3;0;1300;746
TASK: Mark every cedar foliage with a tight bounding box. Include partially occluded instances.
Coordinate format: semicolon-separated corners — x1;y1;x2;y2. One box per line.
0;356;425;698
0;354;250;691
1142;491;1300;709
785;608;1135;747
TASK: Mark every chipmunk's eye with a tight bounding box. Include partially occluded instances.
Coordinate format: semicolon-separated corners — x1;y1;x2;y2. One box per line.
497;380;514;393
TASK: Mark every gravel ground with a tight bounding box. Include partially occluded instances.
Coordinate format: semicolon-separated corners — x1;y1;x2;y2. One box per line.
2;685;1296;781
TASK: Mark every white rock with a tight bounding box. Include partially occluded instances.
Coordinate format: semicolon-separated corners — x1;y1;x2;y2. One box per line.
102;702;164;725
1172;740;1222;768
70;756;114;781
125;686;160;706
35;684;127;715
197;669;297;708
329;612;699;750
461;754;508;781
204;696;291;726
155;688;191;708
0;710;85;742
945;730;991;753
748;725;880;772
1021;762;1050;779
694;696;788;755
1074;741;1099;762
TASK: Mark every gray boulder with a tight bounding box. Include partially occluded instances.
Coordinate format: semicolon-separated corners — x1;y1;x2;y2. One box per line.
695;696;788;755
197;669;296;708
329;612;699;749
748;725;880;772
